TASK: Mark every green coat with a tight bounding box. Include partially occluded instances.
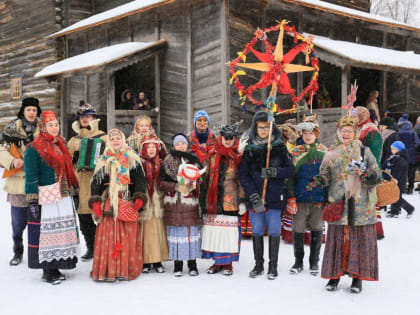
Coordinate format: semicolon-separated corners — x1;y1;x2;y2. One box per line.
24;145;77;201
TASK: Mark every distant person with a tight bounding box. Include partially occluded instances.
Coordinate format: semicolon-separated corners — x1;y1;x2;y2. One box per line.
365;90;380;125
120;89;134;109
385;141;415;218
397;113;420;194
379;117;400;170
133;91;151;110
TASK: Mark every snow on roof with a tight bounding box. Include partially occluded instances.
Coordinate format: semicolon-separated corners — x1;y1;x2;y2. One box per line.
49;0;174;39
35;41;167;78
283;0;420;31
310;34;420;73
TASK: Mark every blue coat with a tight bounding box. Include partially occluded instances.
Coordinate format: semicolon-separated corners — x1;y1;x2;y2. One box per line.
238;137;295;211
291;144;327;203
398;121;420;165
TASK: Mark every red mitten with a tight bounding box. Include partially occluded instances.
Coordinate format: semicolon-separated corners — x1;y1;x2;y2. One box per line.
134;198;144;212
92;201;103;217
286;197;297;215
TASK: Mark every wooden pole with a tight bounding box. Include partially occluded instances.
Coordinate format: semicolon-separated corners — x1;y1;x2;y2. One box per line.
261;119;274;204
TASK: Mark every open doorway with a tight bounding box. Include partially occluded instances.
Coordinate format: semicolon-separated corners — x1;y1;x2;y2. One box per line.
350;67;380;108
114;56;155;110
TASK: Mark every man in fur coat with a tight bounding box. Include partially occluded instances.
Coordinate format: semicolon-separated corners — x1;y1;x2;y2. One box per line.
67;102;107;260
0;97;42;265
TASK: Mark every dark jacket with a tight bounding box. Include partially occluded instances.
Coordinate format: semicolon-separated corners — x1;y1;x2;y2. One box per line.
120;89;134;110
380;126;400;169
239;137;295;211
386;149;409;194
398;120;420;165
159;150;202;226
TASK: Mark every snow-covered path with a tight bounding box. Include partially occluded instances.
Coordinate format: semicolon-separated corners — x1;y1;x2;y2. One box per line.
0;171;419;315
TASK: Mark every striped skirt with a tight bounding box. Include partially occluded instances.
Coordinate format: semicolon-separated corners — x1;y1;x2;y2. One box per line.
321;224;379;281
167;225;201;260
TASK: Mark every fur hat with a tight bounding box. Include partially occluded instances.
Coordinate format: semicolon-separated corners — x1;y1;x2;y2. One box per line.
337;115;359;130
75;101;97;120
17;97;42;119
296;115;320;138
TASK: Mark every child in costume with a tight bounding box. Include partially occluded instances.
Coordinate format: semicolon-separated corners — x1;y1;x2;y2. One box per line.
160;134;203;276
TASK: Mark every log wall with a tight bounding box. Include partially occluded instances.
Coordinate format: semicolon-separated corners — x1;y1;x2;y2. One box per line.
0;0;59;129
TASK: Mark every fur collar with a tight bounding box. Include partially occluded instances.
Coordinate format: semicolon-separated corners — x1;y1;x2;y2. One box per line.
71;119;103;137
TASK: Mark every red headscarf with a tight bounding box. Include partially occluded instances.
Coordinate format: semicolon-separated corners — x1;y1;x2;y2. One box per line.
206;136;241;215
31;111;79;188
141;141;161;198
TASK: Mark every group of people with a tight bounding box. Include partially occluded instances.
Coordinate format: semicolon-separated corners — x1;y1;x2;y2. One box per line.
0;97;417;294
120;89;152;110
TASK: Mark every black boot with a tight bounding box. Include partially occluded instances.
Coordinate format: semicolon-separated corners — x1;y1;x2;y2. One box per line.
153;262;165;273
309;230;322;276
249;236;264;278
290;232;304;274
79;214;96;261
187;259;199;276
143;263;151;273
42;269;61;285
81;246;94;261
9;242;24;266
350;278;363;293
325;278;340;291
51;269;66;281
174;260;183;277
267;236;280;280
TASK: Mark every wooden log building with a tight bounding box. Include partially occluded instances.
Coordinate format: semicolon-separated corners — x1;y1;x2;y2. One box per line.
1;0;420;146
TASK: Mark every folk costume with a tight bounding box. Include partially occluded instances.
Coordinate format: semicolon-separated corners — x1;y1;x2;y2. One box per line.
139;138;169;273
89;129;147;281
67;103;107;261
317;116;380;293
127;116;166;159
24;111;80;284
239;111;295;279
159;134;202;276
278;121;299;244
289;117;327;275
0;97;42;266
189;111;216;163
356;107;384;240
201;124;244;275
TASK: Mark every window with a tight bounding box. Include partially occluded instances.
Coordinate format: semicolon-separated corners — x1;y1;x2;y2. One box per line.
11;77;22;100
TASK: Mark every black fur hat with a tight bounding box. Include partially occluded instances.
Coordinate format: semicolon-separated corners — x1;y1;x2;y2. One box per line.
17;97;41;119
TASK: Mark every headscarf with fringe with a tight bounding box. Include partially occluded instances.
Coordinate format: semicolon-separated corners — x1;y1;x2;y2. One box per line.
93;129;142;218
322;116;363;199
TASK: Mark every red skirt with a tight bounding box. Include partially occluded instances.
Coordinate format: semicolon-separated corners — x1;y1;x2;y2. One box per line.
91;216;143;281
321;224;378;281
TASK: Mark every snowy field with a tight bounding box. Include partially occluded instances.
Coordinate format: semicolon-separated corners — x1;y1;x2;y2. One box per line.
0;169;419;315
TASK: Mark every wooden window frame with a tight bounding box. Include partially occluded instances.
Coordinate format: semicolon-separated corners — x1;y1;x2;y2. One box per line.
11;77;22;100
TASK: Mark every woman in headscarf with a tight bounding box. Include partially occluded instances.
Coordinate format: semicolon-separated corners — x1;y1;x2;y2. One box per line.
314;115;380;293
139;138;169;273
89;129;147;282
24;110;80;285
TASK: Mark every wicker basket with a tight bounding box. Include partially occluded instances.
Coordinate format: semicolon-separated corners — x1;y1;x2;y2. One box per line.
376;171;400;207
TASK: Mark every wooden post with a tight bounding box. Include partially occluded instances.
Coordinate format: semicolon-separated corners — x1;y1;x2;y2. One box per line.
381;31;388;113
186;6;193;134
341;64;350;115
261;119;273;204
106;72;115;131
155;53;161;136
220;0;230;124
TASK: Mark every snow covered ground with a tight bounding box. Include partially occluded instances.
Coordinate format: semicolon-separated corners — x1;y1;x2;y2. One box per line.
0;169;419;315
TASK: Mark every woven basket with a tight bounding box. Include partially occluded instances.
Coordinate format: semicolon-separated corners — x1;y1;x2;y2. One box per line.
376;170;400;207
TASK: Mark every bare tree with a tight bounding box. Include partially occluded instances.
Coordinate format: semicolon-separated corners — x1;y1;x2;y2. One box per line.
371;0;419;25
